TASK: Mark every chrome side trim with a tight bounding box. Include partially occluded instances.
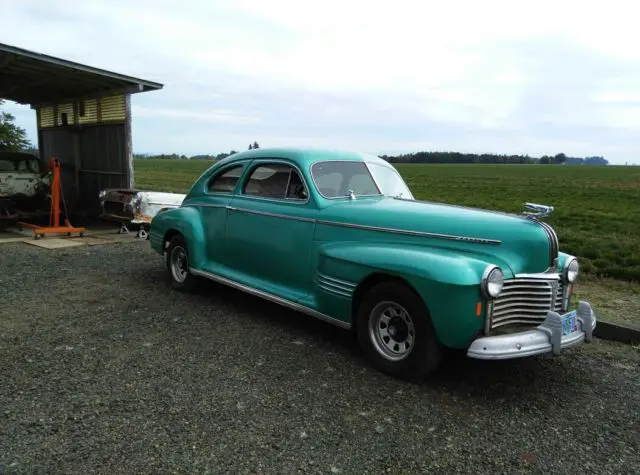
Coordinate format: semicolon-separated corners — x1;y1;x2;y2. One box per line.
226;206;316;223
316;272;355;298
235;191;310;206
184;202;227;209
188;204;500;245
316;272;356;290
317;283;352;298
189;268;352;330
314;219;502;245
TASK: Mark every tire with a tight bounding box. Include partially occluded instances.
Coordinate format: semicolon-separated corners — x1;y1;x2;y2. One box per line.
165;234;198;292
356;282;443;380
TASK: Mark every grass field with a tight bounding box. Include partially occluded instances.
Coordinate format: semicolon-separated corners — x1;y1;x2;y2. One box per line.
134;159;640;284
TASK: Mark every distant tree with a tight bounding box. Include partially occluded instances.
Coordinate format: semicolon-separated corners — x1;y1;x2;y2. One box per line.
0;99;31;151
553;153;567;164
252;141;260;149
248;143;253;149
584;156;608;166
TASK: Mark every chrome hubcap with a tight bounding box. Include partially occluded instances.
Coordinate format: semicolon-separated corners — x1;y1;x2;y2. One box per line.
368;301;415;361
170;246;188;283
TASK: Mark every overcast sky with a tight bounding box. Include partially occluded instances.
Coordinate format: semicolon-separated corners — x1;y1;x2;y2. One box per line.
2;0;639;164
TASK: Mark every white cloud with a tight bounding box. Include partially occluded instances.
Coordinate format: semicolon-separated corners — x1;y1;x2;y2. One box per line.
1;0;639;163
132;106;261;125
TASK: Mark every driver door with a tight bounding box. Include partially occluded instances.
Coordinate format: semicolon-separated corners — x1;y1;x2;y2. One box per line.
222;159;317;303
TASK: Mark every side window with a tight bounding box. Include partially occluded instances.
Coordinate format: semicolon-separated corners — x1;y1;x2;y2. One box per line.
285;168;308;200
313;171;342;197
207;165;244;193
243;163;308;200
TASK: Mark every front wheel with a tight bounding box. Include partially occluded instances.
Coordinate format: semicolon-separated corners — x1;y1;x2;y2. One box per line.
166;234;198;291
356;282;443;380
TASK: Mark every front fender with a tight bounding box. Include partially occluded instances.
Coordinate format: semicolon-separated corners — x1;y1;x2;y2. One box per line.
317;242;500;348
149;207;206;268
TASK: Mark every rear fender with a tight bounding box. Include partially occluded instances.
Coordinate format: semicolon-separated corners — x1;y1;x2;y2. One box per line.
150;207;206;268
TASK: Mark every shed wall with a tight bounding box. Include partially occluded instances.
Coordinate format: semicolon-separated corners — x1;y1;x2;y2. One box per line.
35;93;132;217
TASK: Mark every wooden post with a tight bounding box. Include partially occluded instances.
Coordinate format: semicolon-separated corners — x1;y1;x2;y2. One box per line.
124;93;134;189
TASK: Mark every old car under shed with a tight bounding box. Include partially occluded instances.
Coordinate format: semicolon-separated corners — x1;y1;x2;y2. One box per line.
0;42;163;219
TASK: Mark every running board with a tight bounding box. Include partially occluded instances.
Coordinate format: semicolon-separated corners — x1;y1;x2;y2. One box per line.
189;267;352;330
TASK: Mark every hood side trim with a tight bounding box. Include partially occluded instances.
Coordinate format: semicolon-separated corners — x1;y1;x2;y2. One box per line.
315;218;501;245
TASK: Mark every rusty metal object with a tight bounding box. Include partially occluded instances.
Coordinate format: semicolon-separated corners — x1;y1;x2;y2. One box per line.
16;158;85;239
0;151;51;221
98;188;185;238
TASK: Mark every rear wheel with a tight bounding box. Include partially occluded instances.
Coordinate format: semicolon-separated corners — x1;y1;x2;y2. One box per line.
356;282;443;380
166;234;198;291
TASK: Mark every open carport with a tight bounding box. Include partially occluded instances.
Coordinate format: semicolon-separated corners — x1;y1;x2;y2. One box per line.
0;42;162;219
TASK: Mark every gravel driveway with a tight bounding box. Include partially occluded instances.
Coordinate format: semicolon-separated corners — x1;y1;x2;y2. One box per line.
1;240;639;474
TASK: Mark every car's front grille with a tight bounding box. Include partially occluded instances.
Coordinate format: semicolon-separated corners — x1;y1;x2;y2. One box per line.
103;201;133;217
489;276;565;329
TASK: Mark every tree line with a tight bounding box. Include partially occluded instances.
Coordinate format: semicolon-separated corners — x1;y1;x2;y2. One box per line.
134;142;261;161
135;149;609;166
381;151;608;166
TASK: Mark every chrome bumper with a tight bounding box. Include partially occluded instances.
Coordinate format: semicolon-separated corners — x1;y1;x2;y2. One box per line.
467;301;596;360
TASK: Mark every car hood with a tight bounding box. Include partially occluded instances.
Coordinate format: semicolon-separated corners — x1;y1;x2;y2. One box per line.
318;197;555;276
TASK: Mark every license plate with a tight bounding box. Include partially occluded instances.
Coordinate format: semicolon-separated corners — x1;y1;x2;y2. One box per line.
561;310;579;336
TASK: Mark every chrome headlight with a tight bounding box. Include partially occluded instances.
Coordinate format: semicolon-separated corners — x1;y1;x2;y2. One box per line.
98;190;107;201
481;265;504;299
564;257;579;283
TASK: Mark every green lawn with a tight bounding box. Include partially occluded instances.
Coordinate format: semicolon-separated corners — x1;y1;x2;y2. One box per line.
133;159;640;284
134;159;211;194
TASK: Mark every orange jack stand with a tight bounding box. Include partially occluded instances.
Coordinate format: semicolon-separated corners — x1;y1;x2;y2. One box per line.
17;158;85;240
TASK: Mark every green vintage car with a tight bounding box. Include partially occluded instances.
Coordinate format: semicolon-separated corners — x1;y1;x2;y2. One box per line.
149;147;596;379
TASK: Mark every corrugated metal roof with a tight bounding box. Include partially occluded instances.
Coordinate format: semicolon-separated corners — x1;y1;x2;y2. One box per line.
0;42;163;106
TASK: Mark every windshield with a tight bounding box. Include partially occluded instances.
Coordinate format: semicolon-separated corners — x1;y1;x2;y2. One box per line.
311;161;381;198
366;162;414;199
310;160;413;199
